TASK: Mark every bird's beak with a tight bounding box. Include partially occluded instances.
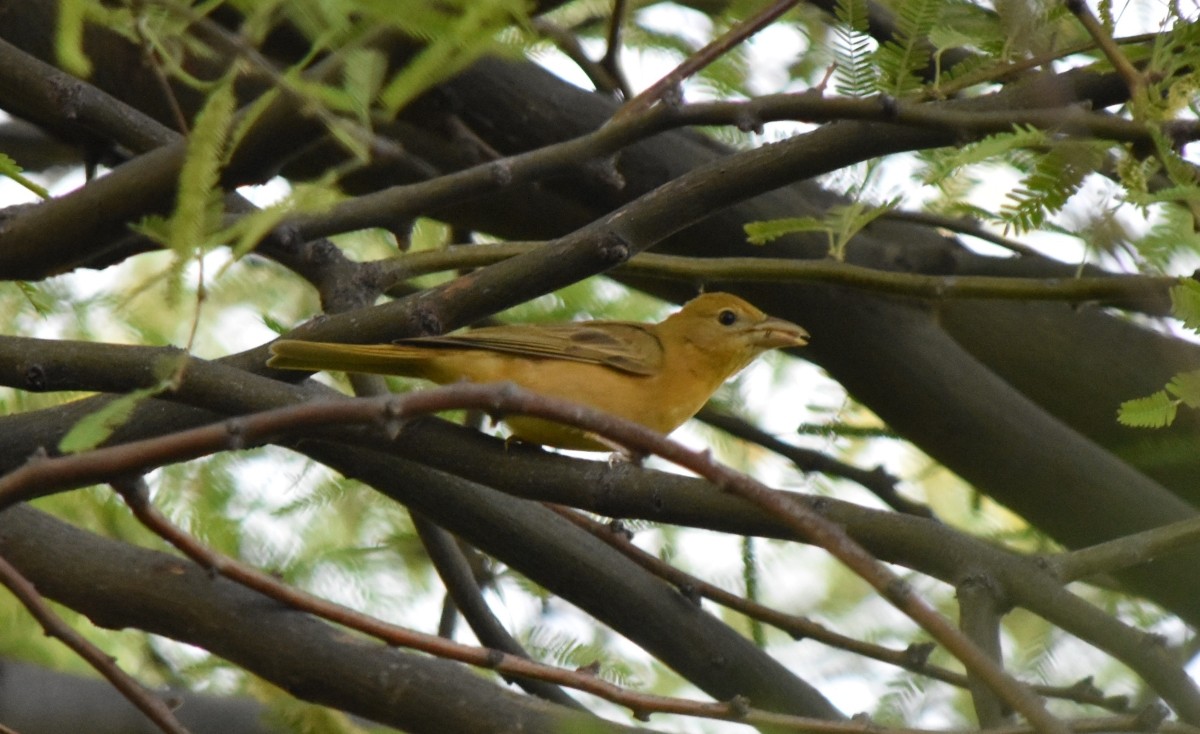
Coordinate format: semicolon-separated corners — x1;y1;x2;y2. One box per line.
753;317;809;349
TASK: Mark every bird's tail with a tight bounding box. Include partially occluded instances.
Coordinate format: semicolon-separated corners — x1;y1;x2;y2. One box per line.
267;340;430;377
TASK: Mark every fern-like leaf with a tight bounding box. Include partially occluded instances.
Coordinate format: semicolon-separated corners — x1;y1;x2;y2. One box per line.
380;0;531;115
1170;278;1200;331
999;142;1106;233
1135;203;1200;271
746;198;898;259
918;125;1048;188
832;0;877;98
876;0;943;95
1168;370;1200;408
1117;391;1177;428
1118;282;1200;429
0;153;49;199
745;217;831;245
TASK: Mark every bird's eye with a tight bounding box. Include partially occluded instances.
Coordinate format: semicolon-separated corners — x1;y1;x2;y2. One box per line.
717;309;738;326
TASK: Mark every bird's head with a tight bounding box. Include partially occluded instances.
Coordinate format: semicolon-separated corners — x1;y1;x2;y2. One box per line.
662;292;808;374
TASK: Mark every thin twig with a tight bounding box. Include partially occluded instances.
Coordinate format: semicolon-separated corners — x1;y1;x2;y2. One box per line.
878;210;1041;257
0;385;1068;734
616;0;802;118
102;472;912;730
696;407;934;518
375;243;1172;312
0;551;192;734
553;506;1131;712
410;513;587;710
1051;514;1200;583
600;0;633;98
928;31;1159;100
1064;1;1145;102
532;18;627;97
281;80;1194;249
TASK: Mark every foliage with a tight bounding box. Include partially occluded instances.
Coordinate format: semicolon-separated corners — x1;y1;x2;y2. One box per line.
831;0;875;98
745;196;899;260
0;153;49;199
1119;279;1200;428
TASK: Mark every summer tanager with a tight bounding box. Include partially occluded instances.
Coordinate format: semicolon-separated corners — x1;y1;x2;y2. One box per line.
267;292;808;450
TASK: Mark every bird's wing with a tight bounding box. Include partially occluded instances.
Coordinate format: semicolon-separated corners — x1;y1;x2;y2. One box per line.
397;322;665;376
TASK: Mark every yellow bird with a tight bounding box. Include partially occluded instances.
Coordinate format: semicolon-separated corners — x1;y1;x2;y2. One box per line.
267;292;808;450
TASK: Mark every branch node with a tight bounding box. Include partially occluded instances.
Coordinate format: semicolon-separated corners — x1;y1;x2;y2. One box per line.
381;398;408;439
607;519;634;541
24;363;47;391
734;109;763;134
575;660;601;676
273;222;302;250
385;220;414;248
725;694;752;718
595;230;631;265
676;581;701;606
224;419;246;450
585;155;626;190
415;302;443;337
489;160;514;186
878;94;899;118
903;641;935;667
884;576;912;602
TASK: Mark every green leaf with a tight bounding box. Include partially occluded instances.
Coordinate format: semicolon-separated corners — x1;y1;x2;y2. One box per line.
827;198;898;259
15;281;55;317
0;153;50;199
1000;141;1107;233
832;0;877;98
926;25;977;54
56;0;94;77
1167;370;1200;408
342;47;388;124
1170;279;1200;331
1117;391;1177;428
745;217;830;244
379;0;529;116
262;313;290;335
746;199;898;259
875;0;941;95
918;125;1048;188
153;76;237;257
59;385;166;454
1136;203;1200;270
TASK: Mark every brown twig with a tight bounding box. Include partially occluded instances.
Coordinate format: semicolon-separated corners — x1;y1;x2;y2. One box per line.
552;506;1132;712
409;513;586;710
1051;513;1200;583
532;18;629;98
877;210;1041;258
1064;1;1145;102
600;0;633;98
927;31;1159;100
0;384;1067;734
616;0;802;118
229;73;1189;259
697;407;935;518
103;474;897;730
0;552;192;734
375;243;1172;313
